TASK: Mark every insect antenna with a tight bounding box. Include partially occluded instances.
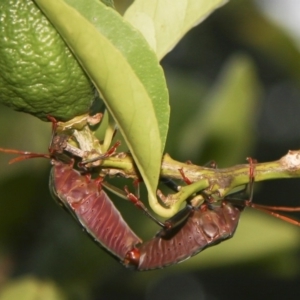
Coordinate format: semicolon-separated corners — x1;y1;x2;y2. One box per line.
0;147;50;164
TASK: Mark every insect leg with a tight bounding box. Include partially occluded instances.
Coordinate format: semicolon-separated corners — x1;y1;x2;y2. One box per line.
246;157;257;202
124;186;166;228
230;158;300;226
80;141;121;165
245;202;300;226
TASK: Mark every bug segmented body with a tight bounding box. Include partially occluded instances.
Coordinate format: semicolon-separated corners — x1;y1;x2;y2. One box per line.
49;158;243;269
124;201;242;271
2;141;300;271
49;159;141;261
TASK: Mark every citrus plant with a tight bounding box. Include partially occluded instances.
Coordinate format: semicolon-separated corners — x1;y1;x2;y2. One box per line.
0;0;227;217
0;0;95;121
1;0;300;220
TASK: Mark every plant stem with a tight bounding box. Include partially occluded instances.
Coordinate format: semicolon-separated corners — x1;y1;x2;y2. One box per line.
63;126;300;213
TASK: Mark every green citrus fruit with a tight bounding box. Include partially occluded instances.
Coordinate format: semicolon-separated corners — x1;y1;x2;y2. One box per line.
0;0;95;121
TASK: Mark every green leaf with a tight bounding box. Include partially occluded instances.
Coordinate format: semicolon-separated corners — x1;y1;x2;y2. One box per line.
0;276;66;300
124;0;228;60
178;54;261;166
100;0;115;8
34;0;170;216
219;0;300;85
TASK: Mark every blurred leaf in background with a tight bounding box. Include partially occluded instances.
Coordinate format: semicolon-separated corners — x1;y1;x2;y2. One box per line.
176;54;261;166
0;276;66;300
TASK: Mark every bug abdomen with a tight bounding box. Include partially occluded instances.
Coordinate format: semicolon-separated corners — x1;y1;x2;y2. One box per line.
50;161;141;261
134;203;241;270
73;189;141;260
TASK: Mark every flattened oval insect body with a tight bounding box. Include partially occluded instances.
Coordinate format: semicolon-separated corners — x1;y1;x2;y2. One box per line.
2;142;300;271
125;202;242;271
49;160;141;261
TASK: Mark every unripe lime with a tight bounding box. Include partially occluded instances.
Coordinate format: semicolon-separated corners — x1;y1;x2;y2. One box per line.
0;0;95;121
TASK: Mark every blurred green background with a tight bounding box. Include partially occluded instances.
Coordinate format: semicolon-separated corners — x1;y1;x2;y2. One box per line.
1;0;300;299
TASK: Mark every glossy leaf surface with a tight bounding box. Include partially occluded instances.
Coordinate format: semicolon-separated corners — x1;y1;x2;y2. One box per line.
124;0;228;60
34;0;170;215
